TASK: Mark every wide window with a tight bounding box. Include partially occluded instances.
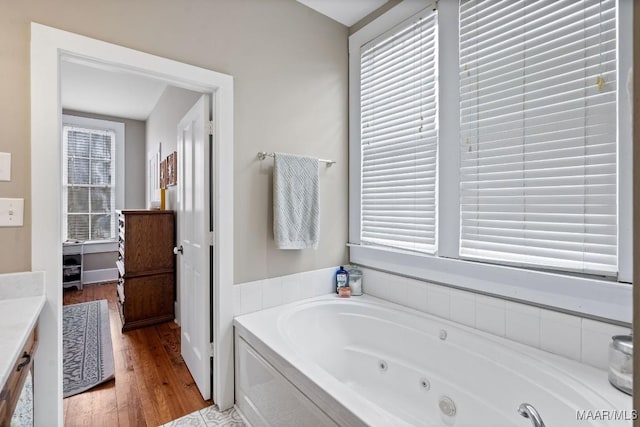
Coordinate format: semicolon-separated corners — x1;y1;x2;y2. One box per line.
458;0;618;276
349;1;632;321
63;124;116;241
360;8;439;254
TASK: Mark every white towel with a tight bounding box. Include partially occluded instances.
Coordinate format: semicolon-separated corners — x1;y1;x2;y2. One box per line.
273;153;320;249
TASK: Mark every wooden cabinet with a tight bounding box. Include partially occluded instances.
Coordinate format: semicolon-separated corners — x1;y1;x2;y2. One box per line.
116;210;175;332
0;326;37;426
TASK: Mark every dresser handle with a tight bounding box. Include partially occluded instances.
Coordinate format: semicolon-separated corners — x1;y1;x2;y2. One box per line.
16;352;31;372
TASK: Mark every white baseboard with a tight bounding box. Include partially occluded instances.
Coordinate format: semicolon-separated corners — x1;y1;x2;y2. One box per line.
83;268;118;284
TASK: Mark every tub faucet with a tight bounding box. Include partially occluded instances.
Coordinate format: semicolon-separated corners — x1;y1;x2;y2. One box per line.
518;403;546;427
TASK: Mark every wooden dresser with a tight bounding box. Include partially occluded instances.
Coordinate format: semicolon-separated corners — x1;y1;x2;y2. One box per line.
116;210;175;332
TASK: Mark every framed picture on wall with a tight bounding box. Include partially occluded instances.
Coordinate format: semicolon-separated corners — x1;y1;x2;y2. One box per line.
167;151;177;187
160;159;167;189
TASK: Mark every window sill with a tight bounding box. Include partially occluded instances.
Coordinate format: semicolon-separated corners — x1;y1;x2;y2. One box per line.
63;240;118;254
348;244;631;324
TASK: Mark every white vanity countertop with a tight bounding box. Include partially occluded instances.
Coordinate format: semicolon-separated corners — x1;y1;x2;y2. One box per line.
0;272;46;391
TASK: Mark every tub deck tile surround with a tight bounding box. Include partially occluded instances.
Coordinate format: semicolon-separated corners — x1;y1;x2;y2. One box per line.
233;265;631;370
359;267;631;370
449;288;475;327
581;319;630;369
540;310;582;361
234;267;338;316
505;301;541;348
0;272;45;393
475;294;506;337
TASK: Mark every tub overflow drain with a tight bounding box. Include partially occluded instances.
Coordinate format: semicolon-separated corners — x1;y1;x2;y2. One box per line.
378;360;388;372
439;329;448;341
439;396;456;417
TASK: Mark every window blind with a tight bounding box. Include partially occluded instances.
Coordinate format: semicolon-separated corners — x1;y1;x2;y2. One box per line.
63;126;116;241
459;0;617;275
360;7;439;254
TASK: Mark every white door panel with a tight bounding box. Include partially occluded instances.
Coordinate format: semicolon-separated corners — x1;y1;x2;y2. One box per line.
177;94;211;400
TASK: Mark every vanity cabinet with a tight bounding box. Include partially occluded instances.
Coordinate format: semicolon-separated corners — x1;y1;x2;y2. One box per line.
116;210;175;332
0;326;37;426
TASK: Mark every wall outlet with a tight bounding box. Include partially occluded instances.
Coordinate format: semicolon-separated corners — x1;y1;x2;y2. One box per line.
0;198;24;227
0;152;10;181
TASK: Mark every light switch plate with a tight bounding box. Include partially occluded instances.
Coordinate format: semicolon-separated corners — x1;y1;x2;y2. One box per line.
0;198;24;227
0;152;10;181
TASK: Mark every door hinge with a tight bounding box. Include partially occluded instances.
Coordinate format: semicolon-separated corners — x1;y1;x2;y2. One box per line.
208;121;214;135
209;231;215;246
210;341;215;357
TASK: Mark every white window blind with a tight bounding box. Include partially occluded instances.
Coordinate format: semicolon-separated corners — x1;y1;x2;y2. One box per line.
63;126;116;241
360;8;439;254
459;0;617;275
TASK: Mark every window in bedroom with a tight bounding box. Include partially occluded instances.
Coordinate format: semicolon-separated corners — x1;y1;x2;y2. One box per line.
63;124;117;241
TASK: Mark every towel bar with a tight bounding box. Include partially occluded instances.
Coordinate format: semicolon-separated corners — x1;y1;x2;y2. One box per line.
257;151;335;166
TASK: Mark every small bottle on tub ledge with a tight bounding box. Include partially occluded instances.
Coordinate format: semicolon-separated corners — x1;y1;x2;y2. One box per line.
335;266;349;294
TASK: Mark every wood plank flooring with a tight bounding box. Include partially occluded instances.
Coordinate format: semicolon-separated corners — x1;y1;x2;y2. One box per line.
63;282;212;427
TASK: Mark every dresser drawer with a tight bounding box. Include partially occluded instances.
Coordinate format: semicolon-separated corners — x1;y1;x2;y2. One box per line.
0;326;38;426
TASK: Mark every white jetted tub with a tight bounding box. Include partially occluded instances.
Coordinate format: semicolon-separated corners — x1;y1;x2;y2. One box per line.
234;294;631;427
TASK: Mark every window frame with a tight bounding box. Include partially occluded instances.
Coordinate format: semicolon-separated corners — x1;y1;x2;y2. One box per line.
62;114;125;243
348;0;633;323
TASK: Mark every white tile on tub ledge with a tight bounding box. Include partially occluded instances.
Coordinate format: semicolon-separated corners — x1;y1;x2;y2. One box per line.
292;270;314;300
262;277;284;309
426;283;450;320
540;309;581;361
383;273;409;306
240;280;263;314
362;269;407;304
581;319;631;370
309;268;332;297
449;288;475;327
282;273;304;304
361;268;387;299
475;295;506;337
505;301;541;348
405;278;428;313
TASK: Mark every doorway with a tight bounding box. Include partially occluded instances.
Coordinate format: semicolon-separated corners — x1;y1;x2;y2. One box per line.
30;23;234;426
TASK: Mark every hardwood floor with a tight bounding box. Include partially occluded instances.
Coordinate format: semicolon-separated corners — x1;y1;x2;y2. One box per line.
63;282;212;427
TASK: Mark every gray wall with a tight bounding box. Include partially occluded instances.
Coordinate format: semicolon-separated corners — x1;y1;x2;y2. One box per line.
83;251;118;271
0;0;349;285
145;86;202;210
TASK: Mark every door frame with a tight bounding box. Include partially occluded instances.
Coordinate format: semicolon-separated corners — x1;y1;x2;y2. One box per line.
30;23;235;425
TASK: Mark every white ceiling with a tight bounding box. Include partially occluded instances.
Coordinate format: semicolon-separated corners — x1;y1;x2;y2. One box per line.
61;60;167;121
296;0;388;26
